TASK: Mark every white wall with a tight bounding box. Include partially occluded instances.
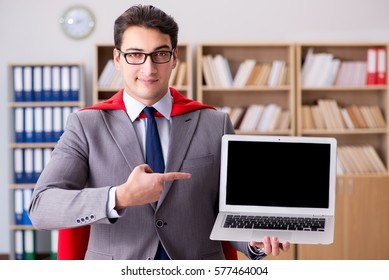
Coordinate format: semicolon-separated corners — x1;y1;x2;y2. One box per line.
1;0;389;254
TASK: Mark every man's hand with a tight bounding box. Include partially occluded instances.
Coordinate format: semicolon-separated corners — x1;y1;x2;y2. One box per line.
115;164;191;209
250;236;291;256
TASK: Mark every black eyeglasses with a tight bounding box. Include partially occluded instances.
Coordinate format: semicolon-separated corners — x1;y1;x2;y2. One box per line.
117;48;175;65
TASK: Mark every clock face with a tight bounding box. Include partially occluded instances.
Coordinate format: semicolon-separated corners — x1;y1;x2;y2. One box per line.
59;6;95;39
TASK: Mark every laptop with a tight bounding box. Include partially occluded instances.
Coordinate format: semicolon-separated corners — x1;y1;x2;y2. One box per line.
210;134;337;244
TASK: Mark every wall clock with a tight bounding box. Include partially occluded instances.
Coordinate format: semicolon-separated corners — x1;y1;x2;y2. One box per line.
59;5;96;40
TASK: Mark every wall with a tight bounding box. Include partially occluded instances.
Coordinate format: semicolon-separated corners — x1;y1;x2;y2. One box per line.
1;0;389;254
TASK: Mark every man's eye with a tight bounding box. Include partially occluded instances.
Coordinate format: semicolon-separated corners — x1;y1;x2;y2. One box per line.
155;52;168;57
128;53;143;58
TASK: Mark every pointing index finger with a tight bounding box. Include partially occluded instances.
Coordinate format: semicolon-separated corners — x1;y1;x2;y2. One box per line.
161;172;192;182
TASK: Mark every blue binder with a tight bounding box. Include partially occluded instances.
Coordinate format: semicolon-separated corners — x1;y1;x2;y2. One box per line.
13;66;24;102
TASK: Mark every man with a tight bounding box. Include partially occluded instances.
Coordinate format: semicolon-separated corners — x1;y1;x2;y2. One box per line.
29;4;290;260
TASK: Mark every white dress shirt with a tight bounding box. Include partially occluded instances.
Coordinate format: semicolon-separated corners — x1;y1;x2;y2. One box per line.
107;89;173;218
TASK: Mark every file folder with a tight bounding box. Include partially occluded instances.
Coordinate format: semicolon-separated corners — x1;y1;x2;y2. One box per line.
34;148;43;182
50;230;59;260
43;107;53;142
24;107;34;143
23;66;33;102
61;66;71;101
13;66;24;102
34;107;44;142
15;230;24;260
14;108;24;143
70;65;80;101
33;66;43;101
43;66;52;101
24;230;36;260
43;148;52;167
52;66;61;101
62;107;72;130
24;148;34;183
53;107;63;141
22;188;33;225
14;189;23;225
14;148;24;183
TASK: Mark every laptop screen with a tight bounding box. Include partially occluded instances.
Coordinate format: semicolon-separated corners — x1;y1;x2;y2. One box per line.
226;140;332;209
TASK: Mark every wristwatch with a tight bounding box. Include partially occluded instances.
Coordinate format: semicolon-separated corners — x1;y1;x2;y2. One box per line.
248;244;267;260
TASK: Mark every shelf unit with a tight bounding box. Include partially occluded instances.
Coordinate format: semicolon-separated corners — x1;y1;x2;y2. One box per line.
93;42;193;105
296;42;389;176
196;42;295;136
295;42;389;260
8;62;85;260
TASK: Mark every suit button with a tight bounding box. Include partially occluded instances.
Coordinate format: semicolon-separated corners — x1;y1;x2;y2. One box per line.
156;220;164;228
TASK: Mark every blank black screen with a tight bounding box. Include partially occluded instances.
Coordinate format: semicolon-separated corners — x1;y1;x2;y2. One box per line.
226;141;331;208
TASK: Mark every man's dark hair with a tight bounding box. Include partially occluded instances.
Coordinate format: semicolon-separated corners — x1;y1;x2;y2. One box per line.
114;4;179;50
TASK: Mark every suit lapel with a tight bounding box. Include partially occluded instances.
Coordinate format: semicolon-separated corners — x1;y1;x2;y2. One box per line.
157;110;200;208
102;110;145;171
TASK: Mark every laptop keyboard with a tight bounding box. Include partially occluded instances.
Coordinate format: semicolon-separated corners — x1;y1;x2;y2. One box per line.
223;215;325;231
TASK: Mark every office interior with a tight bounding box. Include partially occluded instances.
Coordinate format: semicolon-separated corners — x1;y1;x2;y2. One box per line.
1;0;389;259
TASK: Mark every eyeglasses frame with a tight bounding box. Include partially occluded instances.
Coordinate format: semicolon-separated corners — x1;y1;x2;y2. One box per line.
116;48;175;65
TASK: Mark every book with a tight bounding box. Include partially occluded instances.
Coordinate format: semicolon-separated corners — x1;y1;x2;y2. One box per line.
239;104;264;131
257;104;279;131
174;61;187;86
245;63;262;86
213;54;233;87
232;59;256;87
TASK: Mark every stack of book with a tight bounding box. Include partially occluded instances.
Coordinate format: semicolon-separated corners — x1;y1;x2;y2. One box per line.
218;104;290;132
301;99;386;130
202;54;288;87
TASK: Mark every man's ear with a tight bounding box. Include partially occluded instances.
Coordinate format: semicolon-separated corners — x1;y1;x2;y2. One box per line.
113;48;121;70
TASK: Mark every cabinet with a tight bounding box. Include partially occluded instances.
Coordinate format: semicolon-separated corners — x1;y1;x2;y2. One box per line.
93;42;193;104
296;43;389;175
196;42;295;135
8;62;85;259
298;176;389;259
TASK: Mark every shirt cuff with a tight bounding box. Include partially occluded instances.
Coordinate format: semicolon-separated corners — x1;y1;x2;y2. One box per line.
248;243;267;260
107;186;124;218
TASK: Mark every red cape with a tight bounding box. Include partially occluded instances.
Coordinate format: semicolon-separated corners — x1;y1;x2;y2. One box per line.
57;88;237;260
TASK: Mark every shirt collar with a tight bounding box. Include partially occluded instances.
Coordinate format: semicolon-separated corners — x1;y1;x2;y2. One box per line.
123;89;173;122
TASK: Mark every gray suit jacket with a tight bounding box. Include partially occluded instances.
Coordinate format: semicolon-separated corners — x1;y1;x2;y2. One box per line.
29;106;251;259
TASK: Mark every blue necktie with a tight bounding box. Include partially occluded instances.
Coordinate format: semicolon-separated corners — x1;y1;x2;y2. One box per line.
143;106;170;260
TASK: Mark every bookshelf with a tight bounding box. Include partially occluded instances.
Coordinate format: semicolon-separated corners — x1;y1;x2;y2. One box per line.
93;42;193;105
197;42;295;136
295;42;389;260
8;62;85;260
296;42;389;176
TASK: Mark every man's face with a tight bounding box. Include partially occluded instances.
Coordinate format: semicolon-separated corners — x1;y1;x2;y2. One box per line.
114;26;178;106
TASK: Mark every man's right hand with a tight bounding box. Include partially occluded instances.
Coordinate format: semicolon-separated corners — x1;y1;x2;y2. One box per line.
115;164;192;210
